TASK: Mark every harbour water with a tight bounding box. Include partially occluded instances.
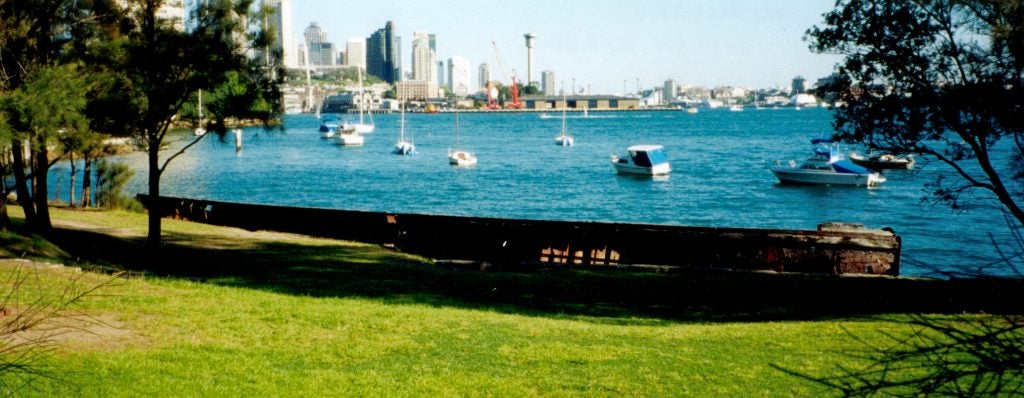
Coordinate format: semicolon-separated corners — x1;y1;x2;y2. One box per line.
53;107;1017;277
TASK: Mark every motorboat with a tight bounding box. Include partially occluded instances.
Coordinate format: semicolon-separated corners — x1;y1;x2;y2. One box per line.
849;151;915;170
319;117;339;138
729;104;743;112
686;107;699;114
554;95;574;146
770;139;886;186
448;149;477;166
611;145;671;176
332;128;364;146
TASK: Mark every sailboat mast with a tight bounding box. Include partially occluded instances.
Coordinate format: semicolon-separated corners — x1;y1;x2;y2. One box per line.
358;68;365;124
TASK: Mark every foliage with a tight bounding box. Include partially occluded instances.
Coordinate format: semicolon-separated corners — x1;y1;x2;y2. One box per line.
94;160;138;211
781;315;1024;397
807;0;1024;228
0;263;122;395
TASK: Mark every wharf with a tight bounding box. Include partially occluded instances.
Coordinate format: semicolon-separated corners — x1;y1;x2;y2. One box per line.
140;195;901;276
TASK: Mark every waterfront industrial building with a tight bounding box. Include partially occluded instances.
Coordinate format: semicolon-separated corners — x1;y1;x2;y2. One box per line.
521;95;640;111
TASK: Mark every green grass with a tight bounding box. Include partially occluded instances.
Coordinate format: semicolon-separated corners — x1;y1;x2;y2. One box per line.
0;206;1017;396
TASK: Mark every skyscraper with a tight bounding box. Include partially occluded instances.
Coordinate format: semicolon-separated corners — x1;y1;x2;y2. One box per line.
367;21;398;83
542;70;555;95
663;79;679;103
411;32;437;82
263;0;297;68
345;38;366;70
304;22;327;45
478;63;491;90
448;56;471;96
304;22;335;67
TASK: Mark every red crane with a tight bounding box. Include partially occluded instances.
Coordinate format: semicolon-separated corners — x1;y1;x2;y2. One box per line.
492;41;522;109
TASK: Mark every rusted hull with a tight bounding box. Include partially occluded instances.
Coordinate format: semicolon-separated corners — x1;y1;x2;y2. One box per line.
138;195;901;276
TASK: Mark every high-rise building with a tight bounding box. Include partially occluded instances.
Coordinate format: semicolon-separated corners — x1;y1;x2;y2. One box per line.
663;79;679;103
791;76;807;96
478;63;491;90
304;22;327;45
263;0;298;68
448;56;471;96
367;21;398;83
541;70;555;95
345;38;366;70
437;61;445;88
411;32;437;82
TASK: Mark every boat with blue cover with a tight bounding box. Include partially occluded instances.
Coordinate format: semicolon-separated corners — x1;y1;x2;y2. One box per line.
611;145;671;175
770;138;885;186
319;117;339;138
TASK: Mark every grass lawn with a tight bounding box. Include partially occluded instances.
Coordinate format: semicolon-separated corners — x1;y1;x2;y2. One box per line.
0;206;1015;396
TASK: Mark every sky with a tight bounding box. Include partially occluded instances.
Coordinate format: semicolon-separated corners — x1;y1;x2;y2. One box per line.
287;0;844;95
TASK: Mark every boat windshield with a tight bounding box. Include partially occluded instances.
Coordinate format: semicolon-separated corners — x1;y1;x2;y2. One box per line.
630;148;668;167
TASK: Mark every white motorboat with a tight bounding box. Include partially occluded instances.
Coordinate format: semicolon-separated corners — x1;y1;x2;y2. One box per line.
554;95;574;146
332;128;364;146
393;100;414;155
611;145;671;176
448;107;476;166
770;139;886;186
729;104;743;112
319;117;339;138
849;151;915;170
342;68;375;134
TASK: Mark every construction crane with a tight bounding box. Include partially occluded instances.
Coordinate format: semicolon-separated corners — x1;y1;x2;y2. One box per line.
491;41;522;109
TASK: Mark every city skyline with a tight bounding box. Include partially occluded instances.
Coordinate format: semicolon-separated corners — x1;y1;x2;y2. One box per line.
286;0;844;94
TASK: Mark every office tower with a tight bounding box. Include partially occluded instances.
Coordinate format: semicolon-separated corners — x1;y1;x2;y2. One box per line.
412;32;437;82
345;38;366;70
542;70;555;95
304;22;327;44
263;0;297;68
448;56;471;96
663;79;679;103
791;76;807;95
478;63;490;90
367;21;398;83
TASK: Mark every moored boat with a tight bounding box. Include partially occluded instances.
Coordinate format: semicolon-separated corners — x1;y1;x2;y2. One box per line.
319;117;339;138
770;139;885;186
332;128;364;146
611;145;671;176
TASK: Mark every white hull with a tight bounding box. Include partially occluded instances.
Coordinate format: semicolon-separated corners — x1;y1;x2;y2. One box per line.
612;161;671;176
393;140;415;155
449;150;477;166
320;130;335;138
770;168;884;186
343;122;375;134
332;131;364;146
554;134;574;146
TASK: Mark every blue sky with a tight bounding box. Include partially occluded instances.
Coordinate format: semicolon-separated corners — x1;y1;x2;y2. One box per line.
287;0;843;94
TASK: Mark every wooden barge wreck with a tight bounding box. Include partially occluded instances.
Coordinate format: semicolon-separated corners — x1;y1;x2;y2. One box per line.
139;195;901;276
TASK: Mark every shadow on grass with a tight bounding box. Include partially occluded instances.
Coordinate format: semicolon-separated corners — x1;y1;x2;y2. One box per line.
36;225;1024;323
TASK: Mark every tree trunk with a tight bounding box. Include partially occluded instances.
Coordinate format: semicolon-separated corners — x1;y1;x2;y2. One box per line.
145;130;162;256
10;139;36;226
81;155;92;207
68;152;76;207
31;136;51;231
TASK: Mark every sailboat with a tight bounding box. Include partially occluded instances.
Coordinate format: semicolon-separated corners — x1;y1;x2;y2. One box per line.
393;100;415;155
342;68;375;134
448;106;477;166
554;95;574;146
193;89;206;136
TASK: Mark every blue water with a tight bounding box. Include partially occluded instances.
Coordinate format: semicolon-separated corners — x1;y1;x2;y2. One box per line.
50;107;1018;276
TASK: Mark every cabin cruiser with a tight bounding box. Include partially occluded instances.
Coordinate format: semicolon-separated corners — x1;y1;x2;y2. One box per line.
770;139;885;186
611;145;672;176
319;117;339;138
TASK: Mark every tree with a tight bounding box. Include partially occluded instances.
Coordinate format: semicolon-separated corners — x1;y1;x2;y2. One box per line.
801;1;1024;394
92;0;280;255
807;0;1024;230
